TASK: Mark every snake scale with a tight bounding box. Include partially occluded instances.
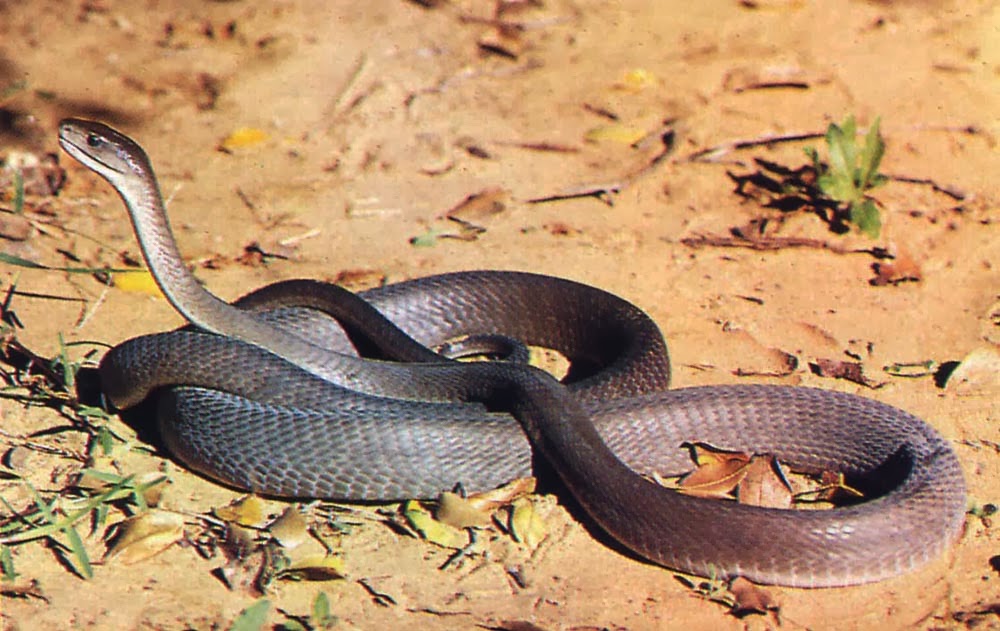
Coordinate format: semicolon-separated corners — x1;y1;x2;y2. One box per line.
58;118;966;588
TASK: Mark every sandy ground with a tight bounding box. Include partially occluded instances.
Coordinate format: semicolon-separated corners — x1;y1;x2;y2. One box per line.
0;0;998;629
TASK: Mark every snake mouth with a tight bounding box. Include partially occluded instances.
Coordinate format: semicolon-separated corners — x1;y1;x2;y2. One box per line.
58;134;127;176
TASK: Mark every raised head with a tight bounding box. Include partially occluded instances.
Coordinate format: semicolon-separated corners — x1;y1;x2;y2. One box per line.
58;119;154;189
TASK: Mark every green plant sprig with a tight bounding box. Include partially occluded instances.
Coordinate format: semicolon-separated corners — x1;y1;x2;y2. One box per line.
805;115;889;238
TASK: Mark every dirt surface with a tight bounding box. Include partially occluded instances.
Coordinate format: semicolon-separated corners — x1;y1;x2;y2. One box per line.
0;1;998;629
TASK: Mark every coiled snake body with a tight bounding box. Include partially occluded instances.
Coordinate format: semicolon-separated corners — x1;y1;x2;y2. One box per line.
58;118;966;588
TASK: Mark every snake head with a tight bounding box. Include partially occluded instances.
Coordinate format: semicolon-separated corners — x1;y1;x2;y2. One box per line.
58;118;155;188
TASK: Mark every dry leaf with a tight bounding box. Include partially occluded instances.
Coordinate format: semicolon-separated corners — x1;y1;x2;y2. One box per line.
615;68;658;91
444;187;509;223
677;443;752;498
276;554;347;581
402;500;469;549
267;506;310;549
214;495;268;528
871;248;922;286
584;124;647;145
435;492;493;529
109;269;163;297
508;497;547;549
809;358;885;388
332;268;387;291
219;127;269;150
729;576;779;617
104;510;185;564
736;455;793;508
464;477;536;512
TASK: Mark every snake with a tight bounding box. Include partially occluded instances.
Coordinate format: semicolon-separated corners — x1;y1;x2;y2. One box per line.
57;118;967;588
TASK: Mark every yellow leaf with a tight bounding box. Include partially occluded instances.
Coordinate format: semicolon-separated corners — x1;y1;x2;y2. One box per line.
220;127;269;150
584;124;646;145
105;510;185;564
214;495;268;527
402;500;468;549
110;270;163;297
617;68;658;91
508;497;547;549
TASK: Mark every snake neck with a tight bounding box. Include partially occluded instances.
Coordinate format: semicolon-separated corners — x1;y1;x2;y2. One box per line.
116;171;234;336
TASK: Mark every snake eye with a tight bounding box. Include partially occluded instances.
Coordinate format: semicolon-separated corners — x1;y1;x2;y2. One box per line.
86;133;102;148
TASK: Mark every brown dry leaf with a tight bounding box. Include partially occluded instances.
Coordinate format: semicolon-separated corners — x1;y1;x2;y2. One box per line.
871;247;922;286
465;477;536;512
104;510;185;564
736;455;793;509
677;443;752;498
444;187;509;224
809;358;885;388
214;495;268;528
435;491;493;529
267;506;310;549
332;268;387;290
729;576;779;617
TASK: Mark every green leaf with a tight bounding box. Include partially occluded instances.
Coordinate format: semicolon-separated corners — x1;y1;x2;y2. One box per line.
850;199;881;238
409;228;443;248
229;599;271;631
858;117;885;190
803;146;821;170
821;119;861;203
817;168;856;203
13;171;24;215
0;252;47;269
0;545;16;581
311;592;336;628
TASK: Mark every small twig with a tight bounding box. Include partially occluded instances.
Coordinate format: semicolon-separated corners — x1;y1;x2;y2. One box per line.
74;281;110;331
678;232;892;258
324;52;370;124
528;121;677;205
356;577;397;607
885;174;967;201
686;130;826;163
